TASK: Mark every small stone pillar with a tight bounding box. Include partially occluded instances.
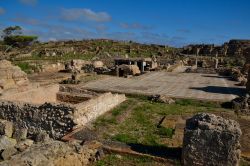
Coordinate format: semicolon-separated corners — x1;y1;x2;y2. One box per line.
182;113;241;166
215;51;219;69
141;61;145;73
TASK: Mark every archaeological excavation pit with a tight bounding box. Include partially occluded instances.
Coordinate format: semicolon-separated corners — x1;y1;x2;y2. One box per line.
0;84;126;139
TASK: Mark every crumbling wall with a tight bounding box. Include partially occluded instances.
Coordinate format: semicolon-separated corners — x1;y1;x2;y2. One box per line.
0;101;75;139
0;60;29;91
0;91;126;139
74;92;126;126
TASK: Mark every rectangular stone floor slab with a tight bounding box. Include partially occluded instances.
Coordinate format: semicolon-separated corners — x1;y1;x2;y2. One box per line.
81;72;245;102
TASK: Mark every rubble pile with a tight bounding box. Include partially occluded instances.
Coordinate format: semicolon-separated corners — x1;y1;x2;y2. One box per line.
0;118;103;165
232;95;250;115
149;95;175;104
182;113;242;166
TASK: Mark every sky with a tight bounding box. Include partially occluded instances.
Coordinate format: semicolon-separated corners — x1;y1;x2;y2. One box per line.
0;0;250;47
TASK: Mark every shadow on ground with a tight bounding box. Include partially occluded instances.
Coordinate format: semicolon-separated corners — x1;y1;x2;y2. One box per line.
190;86;245;96
201;75;232;80
128;143;182;160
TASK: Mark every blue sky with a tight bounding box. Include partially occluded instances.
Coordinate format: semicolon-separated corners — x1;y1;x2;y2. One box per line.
0;0;250;47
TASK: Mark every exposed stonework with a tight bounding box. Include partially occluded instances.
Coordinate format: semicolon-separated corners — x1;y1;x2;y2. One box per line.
0;140;103;166
0;84;126;139
65;59;91;72
232;95;250;115
0;101;75;139
182;113;242;166
149;95;175;104
182;40;250;56
116;64;141;77
0;119;13;137
0;60;29;92
244;48;250;92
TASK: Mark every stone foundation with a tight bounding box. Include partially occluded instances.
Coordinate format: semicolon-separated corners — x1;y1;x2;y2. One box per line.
0;85;126;139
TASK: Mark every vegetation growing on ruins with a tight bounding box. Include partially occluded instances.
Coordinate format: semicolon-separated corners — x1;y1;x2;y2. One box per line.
94;96;231;165
94;96;227;147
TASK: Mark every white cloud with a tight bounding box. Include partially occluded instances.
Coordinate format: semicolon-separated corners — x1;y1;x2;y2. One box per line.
61;8;111;22
0;7;5;15
19;0;37;6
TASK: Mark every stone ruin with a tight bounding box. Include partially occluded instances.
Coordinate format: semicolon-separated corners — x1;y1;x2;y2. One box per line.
232;47;250;114
182;39;250;56
182;113;242;166
0;84;126;139
0;118;103;165
0;60;29;94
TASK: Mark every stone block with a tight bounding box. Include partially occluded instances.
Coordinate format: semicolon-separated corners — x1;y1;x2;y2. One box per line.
15;139;34;152
182;113;242;166
13;128;28;142
0;136;17;151
1;147;17;160
0;119;13;137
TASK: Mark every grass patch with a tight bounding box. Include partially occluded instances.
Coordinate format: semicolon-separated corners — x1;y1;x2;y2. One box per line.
157;127;175;138
94;96;230;147
95;154;166;166
111;99;135;116
112;134;137;144
15;62;36;73
175;99;220;108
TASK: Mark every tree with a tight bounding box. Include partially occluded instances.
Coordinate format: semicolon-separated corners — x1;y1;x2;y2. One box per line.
1;26;38;47
2;26;22;38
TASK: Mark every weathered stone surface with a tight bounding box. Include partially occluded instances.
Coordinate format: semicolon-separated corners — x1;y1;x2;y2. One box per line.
35;131;50;142
15;139;34;152
13;128;28;142
0;60;29;91
0;90;126;139
0;101;75;139
182;113;242;166
0;140;102;166
0;119;13;137
1;147;17;160
0;136;17;151
232;94;250;115
149;95;175;104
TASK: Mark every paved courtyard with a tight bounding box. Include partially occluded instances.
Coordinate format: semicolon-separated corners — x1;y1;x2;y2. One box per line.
81;72;245;101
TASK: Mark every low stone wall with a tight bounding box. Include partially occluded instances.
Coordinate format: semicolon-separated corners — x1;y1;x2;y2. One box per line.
0;91;126;139
0;101;75;139
73;92;126;126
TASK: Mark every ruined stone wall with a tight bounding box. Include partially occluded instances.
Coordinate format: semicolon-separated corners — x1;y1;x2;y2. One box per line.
0;60;29;91
0;90;126;139
40;62;64;73
0;101;75;139
73;92;126;126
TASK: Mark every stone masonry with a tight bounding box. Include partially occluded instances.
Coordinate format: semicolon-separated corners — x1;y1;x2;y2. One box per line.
0;85;126;139
182;113;242;166
244;48;250;92
0;60;29;92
